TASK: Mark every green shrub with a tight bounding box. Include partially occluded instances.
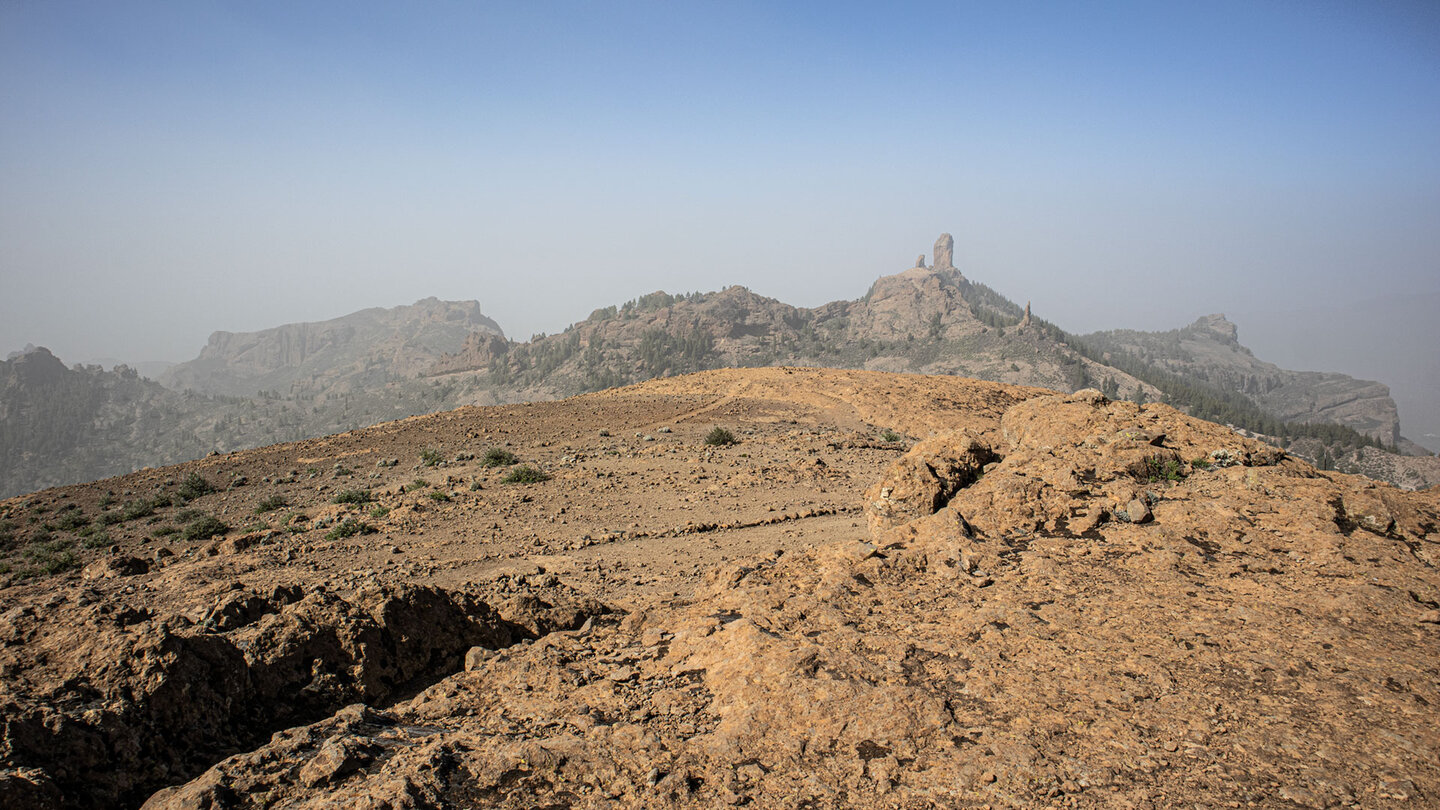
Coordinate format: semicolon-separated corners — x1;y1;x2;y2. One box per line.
369;505;391;519
153;525;178;537
81;531;111;549
879;429;903;443
121;495;171;521
502;465;551;484
428;490;451;503
24;539;79;575
181;515;229;542
53;510;90;531
177;472;216;501
255;494;288;514
333;489;373;505
325;518;376;541
96;511;124;527
420;447;444;467
704;427;738;447
481;448;519;468
406;479;430;492
1191;456;1212;470
1139;456;1186;483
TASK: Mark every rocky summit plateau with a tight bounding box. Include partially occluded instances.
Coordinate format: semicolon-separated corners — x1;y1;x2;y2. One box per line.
1;368;1437;809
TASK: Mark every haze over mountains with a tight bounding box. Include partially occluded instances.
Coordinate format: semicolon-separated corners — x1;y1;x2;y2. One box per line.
2;236;1433;498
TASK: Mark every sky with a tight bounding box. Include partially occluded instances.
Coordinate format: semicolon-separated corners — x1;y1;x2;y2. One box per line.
2;1;1438;436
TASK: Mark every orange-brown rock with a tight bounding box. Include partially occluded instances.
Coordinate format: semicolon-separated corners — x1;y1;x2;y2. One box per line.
0;368;1434;809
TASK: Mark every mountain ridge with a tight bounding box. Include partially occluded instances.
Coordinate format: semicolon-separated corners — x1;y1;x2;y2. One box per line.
2;236;1430;497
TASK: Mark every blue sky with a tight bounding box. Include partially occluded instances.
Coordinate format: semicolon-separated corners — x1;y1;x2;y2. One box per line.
2;1;1437;379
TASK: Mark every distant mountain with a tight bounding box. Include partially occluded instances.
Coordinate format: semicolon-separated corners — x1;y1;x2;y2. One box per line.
0;348;253;496
1081;314;1403;447
431;235;1155;405
163;297;502;398
2;235;1432;497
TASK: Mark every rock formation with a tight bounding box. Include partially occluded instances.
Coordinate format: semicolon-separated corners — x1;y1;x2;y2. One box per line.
932;232;955;272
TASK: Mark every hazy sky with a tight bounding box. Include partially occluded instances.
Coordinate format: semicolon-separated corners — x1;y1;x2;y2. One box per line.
3;3;1438;373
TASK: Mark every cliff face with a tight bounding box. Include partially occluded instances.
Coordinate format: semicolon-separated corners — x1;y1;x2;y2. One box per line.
162;298;503;398
1083;314;1404;446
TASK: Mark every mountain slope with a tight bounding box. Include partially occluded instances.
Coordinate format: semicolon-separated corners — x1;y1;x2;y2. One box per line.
162;297;502;398
1083;314;1403;446
0;348;254;496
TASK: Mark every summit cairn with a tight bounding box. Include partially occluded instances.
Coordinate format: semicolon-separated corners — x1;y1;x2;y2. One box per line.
933;233;954;272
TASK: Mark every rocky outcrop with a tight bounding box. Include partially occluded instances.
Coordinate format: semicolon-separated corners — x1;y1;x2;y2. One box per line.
0;581;606;809
933;232;955;272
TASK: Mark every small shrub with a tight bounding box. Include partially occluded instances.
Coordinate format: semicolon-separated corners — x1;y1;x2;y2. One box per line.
333;489;373;505
24;539;79;575
181;515;229;542
173;508;204;523
1191;456;1212;470
420;447;444;467
369;505;391;519
704;427;738;447
1139;456;1185;483
481;448;519;468
325;518;376;541
153;525;178;537
428;490;451;503
502;465;551;484
96;512;124;527
469;480;483;491
406;479;430;492
255;494;288;514
80;531;112;549
879;429;903;443
121;495;170;521
177;472;216;501
98;494;116;508
53;510;90;531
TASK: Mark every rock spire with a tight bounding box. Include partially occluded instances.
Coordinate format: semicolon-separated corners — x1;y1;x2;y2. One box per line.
933;233;954;272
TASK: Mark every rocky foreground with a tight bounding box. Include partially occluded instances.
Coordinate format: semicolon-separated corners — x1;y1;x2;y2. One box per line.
1;368;1437;808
